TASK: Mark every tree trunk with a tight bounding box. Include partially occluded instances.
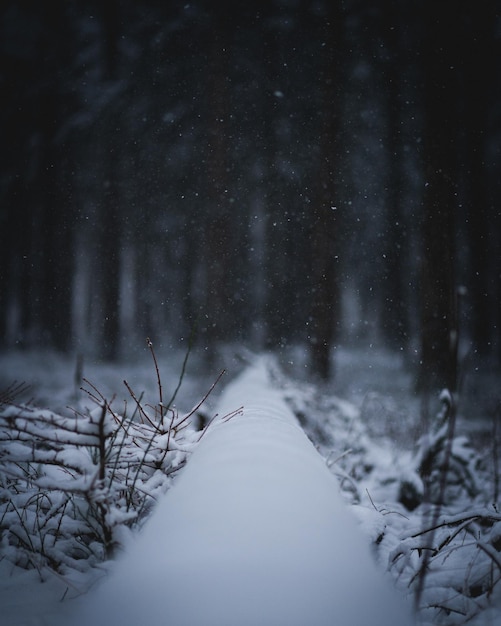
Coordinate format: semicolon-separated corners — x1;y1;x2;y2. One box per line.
308;2;344;380
380;0;410;351
98;0;121;361
200;4;235;357
461;2;497;357
416;1;460;394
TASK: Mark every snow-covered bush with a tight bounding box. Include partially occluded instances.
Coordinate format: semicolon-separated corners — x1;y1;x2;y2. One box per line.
0;347;218;579
399;391;483;510
390;505;501;624
389;392;501;624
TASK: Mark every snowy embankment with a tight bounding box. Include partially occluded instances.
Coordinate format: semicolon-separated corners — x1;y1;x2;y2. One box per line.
64;358;413;626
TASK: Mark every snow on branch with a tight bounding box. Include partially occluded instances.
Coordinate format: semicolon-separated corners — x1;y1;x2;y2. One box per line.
0;346;222;579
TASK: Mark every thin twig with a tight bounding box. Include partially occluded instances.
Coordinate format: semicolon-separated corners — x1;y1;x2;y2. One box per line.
164;325;197;411
174;369;226;430
414;390;457;611
146;338;163;420
123;380;157;429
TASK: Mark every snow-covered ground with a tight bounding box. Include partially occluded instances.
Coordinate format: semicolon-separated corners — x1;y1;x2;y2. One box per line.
0;347;499;625
60;359;413;626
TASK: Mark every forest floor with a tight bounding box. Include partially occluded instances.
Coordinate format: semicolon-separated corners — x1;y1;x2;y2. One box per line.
0;344;499;625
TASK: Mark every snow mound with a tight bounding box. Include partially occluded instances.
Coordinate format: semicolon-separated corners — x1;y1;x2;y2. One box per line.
66;357;413;626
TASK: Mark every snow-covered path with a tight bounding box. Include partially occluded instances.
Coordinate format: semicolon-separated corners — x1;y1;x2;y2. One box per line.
66;358;413;626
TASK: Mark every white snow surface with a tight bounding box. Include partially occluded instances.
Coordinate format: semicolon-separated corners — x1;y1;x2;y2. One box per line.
63;358;413;626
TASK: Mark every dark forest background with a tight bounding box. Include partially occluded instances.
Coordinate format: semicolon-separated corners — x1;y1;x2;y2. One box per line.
1;0;500;395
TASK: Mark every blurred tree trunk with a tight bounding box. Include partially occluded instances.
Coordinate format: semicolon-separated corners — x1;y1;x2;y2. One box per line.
98;0;121;361
37;4;76;352
0;3;75;351
380;0;410;351
38;128;74;352
461;2;497;357
201;4;234;355
416;1;460;395
261;2;286;350
308;1;344;380
1;62;32;348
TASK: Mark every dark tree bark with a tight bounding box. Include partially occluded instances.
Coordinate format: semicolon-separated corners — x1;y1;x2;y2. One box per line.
38;130;75;352
99;177;121;361
37;7;76;353
97;0;121;361
416;1;461;394
261;2;286;349
200;3;235;354
0;3;39;347
460;2;497;357
308;1;344;380
0;2;75;351
379;0;411;351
